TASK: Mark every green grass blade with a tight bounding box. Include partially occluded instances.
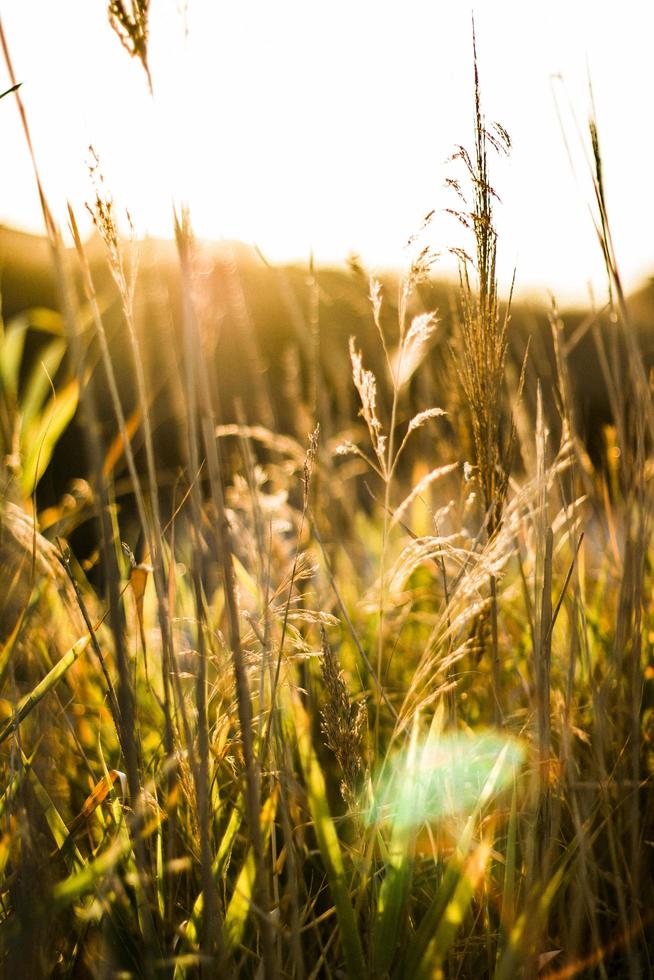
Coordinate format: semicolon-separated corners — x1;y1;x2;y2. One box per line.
20;336;67;435
399;852;463;978
182;791;244;957
53;828;132;906
373;830;414;976
19;749;86;873
0;634;90;744
222;788;278;956
0;315;27;402
293;696;366;980
493;865;565;980
21;377;79;495
413;841;491;980
399;741;518;977
497;775;518;965
373;718;421;975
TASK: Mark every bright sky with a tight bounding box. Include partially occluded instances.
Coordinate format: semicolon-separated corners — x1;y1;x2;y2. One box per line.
0;1;652;302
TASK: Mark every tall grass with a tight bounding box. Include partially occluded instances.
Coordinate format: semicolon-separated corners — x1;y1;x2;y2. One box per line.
0;13;652;980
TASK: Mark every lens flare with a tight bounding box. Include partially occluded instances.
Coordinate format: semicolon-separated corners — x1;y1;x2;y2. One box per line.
366;731;524;829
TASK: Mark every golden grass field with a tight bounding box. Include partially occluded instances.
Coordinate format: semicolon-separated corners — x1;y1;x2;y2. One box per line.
0;8;652;979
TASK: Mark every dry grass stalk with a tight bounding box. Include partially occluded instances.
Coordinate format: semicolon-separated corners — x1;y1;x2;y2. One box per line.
81;161;182;931
446;28;522;722
0;24;162;971
175;209;276;976
451;32;514;540
108;0;152;90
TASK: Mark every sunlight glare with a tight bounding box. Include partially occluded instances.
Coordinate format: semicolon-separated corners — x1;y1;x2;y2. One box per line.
1;1;653;302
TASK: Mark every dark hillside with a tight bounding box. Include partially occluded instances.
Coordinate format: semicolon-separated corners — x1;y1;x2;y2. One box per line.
2;225;653;516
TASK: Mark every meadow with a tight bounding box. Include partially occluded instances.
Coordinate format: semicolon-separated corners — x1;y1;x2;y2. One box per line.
0;10;652;979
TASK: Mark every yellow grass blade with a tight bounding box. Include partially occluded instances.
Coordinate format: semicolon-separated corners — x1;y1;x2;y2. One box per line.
0;634;90;745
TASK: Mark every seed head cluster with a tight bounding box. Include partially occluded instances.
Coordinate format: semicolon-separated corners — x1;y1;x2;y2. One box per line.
319;627;367;808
